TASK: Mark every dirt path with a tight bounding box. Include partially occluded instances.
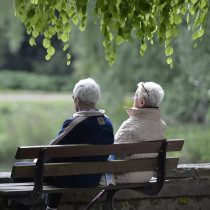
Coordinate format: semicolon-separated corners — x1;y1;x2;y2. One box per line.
0;93;72;101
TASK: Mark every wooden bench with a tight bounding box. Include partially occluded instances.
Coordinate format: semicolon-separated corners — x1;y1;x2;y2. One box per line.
0;139;184;209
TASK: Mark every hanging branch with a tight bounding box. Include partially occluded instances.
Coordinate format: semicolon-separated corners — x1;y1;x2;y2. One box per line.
14;0;209;67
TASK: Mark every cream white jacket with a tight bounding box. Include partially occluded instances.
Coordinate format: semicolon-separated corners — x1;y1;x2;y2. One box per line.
114;107;167;183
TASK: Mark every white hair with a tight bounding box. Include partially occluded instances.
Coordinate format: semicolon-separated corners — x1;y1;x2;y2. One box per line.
136;82;164;108
73;78;100;105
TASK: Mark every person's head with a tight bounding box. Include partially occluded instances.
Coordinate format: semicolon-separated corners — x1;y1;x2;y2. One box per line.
133;82;164;108
72;78;100;111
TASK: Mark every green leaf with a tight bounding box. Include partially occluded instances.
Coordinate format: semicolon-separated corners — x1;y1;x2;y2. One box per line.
32;30;39;38
27;9;35;18
61;33;69;42
47;46;55;56
189;5;195;15
29;37;36;46
172;25;179;37
78;10;84;20
180;4;187;15
45;54;51;60
27;28;32;35
165;38;171;48
193;20;200;30
109;58;115;66
141;42;147;52
44;30;50;38
149;17;157;32
201;0;206;8
136;29;144;39
133;17;141;28
140;49;144;56
105;43;111;53
43;38;51;48
186;13;190;24
108;32;113;41
48;26;56;36
173;14;182;24
111;49;116;59
67;53;71;60
31;14;39;25
165;46;173;56
64;23;72;33
15;0;21;9
79;24;86;31
192;31;198;40
166;29;172;39
63;44;69;51
61;14;68;25
115;35;124;45
105;53;110;61
197;29;204;38
73;18;79;25
167;57;172;64
194;42;198;48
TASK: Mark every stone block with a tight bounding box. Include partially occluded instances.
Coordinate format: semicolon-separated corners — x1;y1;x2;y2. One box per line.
198;196;210;210
166;197;200;210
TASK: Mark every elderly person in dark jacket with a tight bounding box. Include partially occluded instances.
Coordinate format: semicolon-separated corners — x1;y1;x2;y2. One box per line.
10;78;114;210
44;78;114;210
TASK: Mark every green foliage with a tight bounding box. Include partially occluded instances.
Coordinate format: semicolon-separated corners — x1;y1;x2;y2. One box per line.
0;70;75;91
14;0;209;67
166;123;210;163
0;100;74;170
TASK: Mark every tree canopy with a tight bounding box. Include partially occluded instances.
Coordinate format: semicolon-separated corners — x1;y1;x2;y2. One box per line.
14;0;209;67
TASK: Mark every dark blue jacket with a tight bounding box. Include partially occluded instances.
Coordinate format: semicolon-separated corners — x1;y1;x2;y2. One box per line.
45;111;114;188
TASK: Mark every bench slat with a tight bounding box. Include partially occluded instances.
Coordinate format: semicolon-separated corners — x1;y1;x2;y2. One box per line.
167;139;184;152
12;157;178;178
15;139;184;159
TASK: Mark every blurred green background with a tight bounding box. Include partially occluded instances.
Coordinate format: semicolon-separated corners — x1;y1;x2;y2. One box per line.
0;1;209;171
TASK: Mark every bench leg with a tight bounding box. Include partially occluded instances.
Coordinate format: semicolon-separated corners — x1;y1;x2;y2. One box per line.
134;141;168;196
9;148;46;206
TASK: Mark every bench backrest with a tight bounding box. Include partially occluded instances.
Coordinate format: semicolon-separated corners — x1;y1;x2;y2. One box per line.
11;139;184;179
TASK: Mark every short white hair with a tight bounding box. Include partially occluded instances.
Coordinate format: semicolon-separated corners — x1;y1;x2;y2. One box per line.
136;82;164;108
73;78;100;105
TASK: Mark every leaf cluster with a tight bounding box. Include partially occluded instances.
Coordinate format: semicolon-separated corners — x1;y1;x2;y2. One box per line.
14;0;209;67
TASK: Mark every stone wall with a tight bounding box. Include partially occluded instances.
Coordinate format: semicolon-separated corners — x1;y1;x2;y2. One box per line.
1;163;210;210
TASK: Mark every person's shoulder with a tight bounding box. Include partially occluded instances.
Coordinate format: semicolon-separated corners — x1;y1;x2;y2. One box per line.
103;115;112;122
62;118;76;128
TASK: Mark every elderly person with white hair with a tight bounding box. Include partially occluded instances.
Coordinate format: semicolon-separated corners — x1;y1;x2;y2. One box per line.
114;82;167;184
10;78;114;210
43;78;114;210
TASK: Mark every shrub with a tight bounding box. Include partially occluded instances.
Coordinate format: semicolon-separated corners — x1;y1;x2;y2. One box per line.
0;70;75;91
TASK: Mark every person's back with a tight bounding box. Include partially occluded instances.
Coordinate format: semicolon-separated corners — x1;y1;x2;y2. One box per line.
114;82;166;183
47;114;114;187
44;78;114;209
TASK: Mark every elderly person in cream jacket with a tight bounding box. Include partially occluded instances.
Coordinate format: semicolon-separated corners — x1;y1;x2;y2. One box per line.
114;82;167;183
